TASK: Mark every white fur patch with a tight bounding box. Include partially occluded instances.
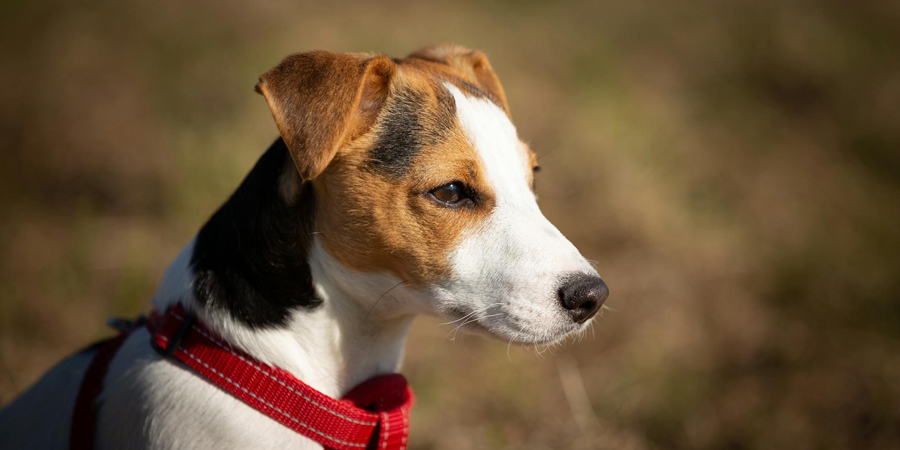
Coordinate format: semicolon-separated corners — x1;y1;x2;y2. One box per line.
151;236;196;312
434;84;599;344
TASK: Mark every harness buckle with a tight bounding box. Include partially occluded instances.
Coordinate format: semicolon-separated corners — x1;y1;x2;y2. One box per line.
106;315;146;333
151;309;196;357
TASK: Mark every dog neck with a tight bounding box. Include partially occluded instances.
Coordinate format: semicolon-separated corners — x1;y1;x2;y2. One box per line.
151;140;414;398
152;238;413;399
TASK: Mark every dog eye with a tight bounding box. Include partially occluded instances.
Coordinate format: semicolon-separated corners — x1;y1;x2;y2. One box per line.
429;182;469;206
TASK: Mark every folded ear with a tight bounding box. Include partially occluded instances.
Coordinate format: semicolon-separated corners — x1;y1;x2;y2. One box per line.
256;52;396;181
409;44;510;115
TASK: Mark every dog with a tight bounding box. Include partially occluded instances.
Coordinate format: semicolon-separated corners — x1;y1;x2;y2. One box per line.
0;44;609;449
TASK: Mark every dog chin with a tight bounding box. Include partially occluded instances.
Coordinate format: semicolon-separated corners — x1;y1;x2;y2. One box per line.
460;315;588;346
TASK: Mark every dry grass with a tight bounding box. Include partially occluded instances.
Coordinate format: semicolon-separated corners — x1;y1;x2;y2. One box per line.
2;0;899;448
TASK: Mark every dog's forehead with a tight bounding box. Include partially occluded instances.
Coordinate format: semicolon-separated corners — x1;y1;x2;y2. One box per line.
443;82;533;201
367;60;529;181
397;56;505;108
366;67;459;178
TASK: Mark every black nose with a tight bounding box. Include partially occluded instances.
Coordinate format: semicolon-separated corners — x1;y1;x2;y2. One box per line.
558;273;609;324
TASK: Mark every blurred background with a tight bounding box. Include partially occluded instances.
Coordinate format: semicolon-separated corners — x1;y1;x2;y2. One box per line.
2;0;899;448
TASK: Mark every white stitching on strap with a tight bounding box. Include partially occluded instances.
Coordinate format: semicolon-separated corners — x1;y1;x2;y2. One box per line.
400;405;409;450
178;347;368;448
381;412;389;449
171;312;377;427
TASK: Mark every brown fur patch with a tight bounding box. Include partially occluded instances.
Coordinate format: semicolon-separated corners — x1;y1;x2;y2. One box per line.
256;52;395;181
313;62;497;287
258;45;526;287
408;44;511;116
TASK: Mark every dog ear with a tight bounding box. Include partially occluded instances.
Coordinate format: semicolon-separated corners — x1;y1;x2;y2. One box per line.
409;44;510;116
256;52;396;181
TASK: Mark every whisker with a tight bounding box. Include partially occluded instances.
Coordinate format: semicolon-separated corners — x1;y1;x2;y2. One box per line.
533;343;546;360
537;147;561;161
438;304;493;326
363;280;407;324
448;313;502;341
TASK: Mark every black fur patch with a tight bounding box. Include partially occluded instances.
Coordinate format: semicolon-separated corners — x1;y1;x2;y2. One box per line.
191;138;321;329
368;85;457;177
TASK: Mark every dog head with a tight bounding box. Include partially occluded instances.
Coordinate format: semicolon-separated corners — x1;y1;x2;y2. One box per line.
248;44;607;344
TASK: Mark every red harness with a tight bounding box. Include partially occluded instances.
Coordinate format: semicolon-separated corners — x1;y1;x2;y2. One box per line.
71;304;414;450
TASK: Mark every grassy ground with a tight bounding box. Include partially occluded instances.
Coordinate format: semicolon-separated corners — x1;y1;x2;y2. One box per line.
2;0;899;448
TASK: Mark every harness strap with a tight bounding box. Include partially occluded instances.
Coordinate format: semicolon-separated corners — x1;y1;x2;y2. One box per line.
70;305;413;450
69;323;139;450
